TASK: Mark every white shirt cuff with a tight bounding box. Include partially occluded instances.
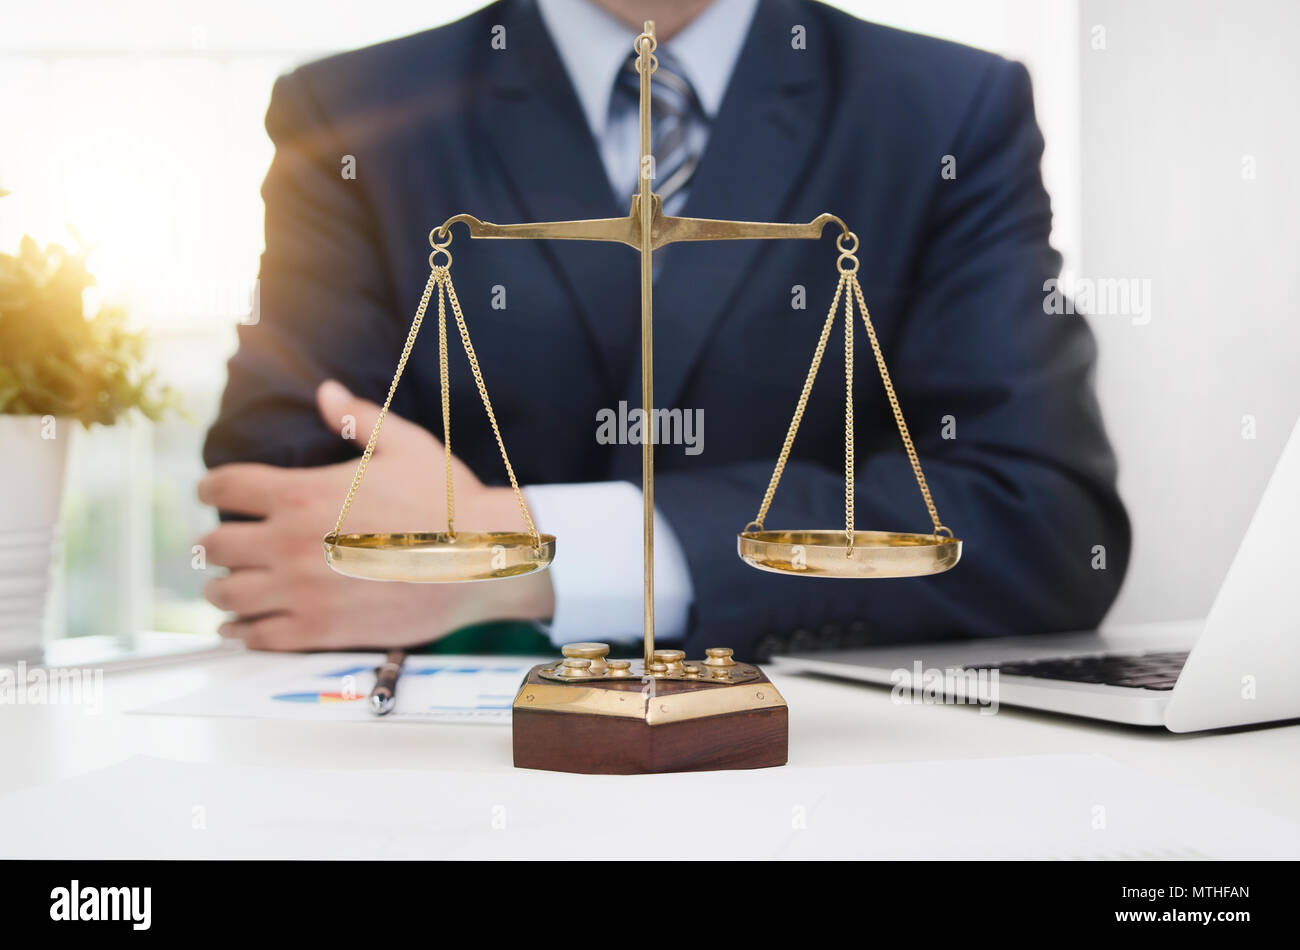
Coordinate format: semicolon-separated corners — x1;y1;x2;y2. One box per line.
524;481;694;647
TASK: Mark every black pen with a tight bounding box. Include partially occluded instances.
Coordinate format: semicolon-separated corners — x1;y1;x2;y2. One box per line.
370;649;408;715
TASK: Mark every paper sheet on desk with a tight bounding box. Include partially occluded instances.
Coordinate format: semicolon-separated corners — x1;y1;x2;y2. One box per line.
2;753;1297;859
131;653;534;725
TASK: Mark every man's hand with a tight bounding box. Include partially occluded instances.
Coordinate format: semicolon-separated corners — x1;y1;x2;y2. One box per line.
196;380;554;650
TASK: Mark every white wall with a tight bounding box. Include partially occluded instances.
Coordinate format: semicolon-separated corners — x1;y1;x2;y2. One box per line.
844;0;1081;273
1081;0;1300;623
849;1;1300;626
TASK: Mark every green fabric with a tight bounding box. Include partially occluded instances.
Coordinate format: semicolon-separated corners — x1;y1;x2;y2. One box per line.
413;620;553;655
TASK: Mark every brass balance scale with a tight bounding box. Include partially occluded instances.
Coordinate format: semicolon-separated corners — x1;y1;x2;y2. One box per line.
321;22;961;774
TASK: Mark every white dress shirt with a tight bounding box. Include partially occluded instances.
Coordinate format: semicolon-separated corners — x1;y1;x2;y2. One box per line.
526;0;758;646
537;0;758;201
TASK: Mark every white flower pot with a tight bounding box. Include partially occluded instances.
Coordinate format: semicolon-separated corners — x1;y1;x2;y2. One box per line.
0;415;70;654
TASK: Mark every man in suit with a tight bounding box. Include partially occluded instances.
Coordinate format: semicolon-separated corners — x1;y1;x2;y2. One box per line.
199;0;1130;659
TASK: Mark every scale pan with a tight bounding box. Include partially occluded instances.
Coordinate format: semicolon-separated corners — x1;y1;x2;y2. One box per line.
323;531;555;583
738;529;960;579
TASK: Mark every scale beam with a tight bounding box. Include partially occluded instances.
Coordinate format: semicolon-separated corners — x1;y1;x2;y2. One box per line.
436;211;638;247
435;206;850;252
654;210;848;247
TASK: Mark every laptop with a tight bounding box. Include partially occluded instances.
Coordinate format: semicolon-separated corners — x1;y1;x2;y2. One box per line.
772;416;1300;732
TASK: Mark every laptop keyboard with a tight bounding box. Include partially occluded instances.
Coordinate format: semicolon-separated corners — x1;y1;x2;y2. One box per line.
985;650;1190;690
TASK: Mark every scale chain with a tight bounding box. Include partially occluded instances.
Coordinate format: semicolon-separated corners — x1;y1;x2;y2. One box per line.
329;269;439;539
844;275;855;553
848;273;948;537
440;267;541;550
747;240;950;543
328;265;542;552
437;276;455;536
749;272;845;531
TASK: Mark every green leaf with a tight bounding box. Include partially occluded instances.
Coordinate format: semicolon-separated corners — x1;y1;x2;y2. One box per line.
0;235;182;426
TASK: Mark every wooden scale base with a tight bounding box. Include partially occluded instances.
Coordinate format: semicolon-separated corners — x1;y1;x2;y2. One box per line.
511;646;787;774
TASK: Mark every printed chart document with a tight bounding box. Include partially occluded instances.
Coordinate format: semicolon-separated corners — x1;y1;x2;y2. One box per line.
2;753;1297;859
131;653;537;724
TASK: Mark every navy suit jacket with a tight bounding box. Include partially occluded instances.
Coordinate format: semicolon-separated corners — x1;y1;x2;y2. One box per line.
205;0;1131;659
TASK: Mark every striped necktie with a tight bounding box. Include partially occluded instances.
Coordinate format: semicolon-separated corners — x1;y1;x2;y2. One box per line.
613;48;704;215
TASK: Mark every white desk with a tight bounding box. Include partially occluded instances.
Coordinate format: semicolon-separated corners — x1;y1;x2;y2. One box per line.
4;640;1299;857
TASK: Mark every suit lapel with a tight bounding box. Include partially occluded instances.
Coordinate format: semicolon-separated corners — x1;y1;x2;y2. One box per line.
629;0;830;413
473;0;831;410
473;0;637;389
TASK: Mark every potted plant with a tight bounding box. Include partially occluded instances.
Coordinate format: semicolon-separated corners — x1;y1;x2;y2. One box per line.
0;193;177;654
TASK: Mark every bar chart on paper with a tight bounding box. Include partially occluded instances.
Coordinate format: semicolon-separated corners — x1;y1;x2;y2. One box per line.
133;654;537;724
